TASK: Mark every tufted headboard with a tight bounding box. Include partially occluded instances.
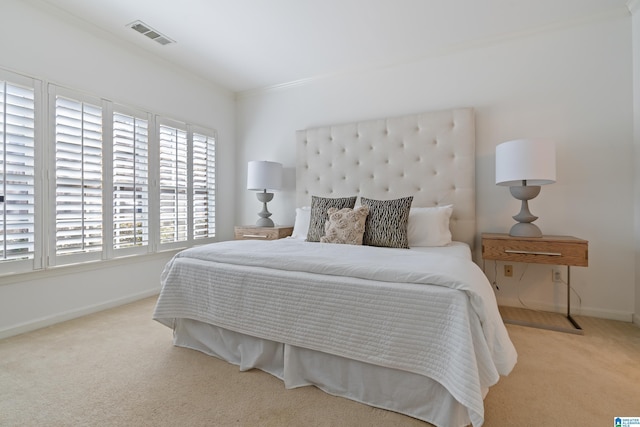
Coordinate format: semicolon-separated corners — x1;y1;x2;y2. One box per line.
295;108;476;249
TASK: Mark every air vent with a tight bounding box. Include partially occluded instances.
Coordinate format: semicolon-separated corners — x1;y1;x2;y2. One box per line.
127;20;175;45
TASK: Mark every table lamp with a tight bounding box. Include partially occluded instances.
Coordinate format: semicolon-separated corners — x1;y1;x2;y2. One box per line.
247;160;283;227
495;139;556;237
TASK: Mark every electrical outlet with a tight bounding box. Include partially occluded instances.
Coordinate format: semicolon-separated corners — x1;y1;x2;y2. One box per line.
504;265;513;277
552;267;562;282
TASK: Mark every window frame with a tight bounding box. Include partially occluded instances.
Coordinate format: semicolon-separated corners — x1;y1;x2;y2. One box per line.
155;118;217;252
48;85;105;267
107;103;154;259
156;117;189;252
191;125;217;242
0;69;44;275
0;70;218;277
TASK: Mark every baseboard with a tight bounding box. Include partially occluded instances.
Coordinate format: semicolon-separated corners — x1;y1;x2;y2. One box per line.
574;306;634;322
633;313;640;328
0;288;159;340
496;297;634;323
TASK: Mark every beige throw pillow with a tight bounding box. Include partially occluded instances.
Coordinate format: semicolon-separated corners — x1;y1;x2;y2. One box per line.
320;206;369;245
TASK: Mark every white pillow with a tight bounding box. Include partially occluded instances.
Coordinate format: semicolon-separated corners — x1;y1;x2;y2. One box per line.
407;205;453;247
290;206;311;240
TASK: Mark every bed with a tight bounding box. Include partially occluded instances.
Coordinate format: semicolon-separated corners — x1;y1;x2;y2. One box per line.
153;108;517;427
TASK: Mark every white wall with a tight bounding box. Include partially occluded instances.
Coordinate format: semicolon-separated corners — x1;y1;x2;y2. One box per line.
237;11;635;321
0;0;236;338
631;0;640;326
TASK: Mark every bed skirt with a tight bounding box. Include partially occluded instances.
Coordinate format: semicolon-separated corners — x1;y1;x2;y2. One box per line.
172;318;473;427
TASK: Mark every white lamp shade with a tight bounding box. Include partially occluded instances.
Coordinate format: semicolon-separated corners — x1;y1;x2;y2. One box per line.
495;139;556;186
247;160;283;191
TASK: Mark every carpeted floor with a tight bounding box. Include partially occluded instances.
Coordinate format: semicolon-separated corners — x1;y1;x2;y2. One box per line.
1;296;639;427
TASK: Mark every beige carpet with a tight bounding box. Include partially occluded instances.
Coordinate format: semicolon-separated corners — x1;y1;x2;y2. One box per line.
1;297;639;427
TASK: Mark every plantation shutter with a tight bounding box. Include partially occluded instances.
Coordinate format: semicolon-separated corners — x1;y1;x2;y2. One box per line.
0;81;35;261
113;112;149;250
158;124;188;245
192;131;215;239
0;75;219;274
54;96;103;257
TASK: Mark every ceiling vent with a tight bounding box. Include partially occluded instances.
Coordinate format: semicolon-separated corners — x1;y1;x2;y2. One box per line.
127;20;175;46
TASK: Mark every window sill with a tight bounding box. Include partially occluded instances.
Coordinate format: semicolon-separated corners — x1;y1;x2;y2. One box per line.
0;249;182;287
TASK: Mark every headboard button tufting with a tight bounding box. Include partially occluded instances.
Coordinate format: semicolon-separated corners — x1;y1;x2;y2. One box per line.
295;108;475;249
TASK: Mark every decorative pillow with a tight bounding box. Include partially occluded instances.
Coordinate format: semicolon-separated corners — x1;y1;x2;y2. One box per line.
290;206;311;240
407;205;454;247
360;196;413;249
320;206;369;245
306;195;357;242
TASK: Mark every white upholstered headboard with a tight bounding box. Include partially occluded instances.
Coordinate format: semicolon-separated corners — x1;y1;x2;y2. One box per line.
295;108;476;249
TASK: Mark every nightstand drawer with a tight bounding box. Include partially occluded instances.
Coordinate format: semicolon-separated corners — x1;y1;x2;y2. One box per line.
234;225;293;240
482;233;588;267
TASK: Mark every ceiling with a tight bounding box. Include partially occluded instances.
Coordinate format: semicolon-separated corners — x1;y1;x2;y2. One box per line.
37;0;629;93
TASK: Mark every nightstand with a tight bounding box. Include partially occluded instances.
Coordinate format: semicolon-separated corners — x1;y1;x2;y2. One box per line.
482;233;588;334
234;225;293;241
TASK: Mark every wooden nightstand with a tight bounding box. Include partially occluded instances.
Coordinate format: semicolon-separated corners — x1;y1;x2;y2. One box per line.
234;225;293;241
482;233;588;334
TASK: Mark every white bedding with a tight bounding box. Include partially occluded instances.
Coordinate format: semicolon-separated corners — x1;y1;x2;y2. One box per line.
154;239;516;426
405;241;472;259
173;318;473;427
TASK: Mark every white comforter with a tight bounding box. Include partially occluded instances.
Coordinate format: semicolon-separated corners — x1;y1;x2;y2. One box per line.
153;239;517;426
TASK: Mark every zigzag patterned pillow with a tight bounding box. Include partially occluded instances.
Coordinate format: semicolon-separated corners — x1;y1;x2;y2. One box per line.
361;196;414;249
306;195;357;242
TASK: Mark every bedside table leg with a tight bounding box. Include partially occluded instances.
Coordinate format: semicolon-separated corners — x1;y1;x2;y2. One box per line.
566;266;583;333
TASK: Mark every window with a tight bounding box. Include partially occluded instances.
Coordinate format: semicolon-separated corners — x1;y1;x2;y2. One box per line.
0;70;217;275
0;80;36;263
192;130;215;240
157;120;216;250
113;111;149;251
53;94;103;262
158;122;188;246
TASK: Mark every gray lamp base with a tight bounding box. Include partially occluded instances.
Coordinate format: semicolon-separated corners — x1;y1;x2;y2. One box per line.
255;191;275;227
255;217;275;227
509;222;542;238
509;183;543;238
